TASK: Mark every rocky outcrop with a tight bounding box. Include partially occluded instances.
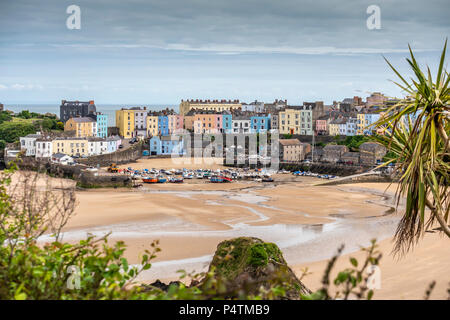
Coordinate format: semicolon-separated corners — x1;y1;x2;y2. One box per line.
142;237;311;299
206;237;310;299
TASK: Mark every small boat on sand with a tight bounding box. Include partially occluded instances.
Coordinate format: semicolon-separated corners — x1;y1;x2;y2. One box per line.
142;177;158;183
218;176;232;183
210;176;224;183
169;177;184;183
157;176;167;183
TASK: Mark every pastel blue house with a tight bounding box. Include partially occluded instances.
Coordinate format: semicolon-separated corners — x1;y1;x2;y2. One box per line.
96;113;108;138
150;136;185;155
158;116;169;136
149;136;162;155
222;113;232;133
363;113;381;135
250;115;271;133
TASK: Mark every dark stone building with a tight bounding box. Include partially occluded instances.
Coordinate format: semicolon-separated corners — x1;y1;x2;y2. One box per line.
60;100;96;123
323;144;349;163
341;152;360;165
359;142;386;166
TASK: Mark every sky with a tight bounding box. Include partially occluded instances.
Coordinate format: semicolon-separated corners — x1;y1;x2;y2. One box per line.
0;0;449;105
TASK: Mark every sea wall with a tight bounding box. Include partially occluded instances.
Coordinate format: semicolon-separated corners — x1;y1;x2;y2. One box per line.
224;161;367;176
76;142;144;167
77;172;132;188
279;162;365;176
5;154;132;188
318;174;392;186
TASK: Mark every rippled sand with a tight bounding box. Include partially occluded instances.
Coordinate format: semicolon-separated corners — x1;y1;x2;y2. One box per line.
16;161;448;300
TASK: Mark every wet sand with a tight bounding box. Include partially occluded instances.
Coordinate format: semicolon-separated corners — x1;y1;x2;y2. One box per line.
292;232;450;300
10;162;449;300
56;176;403;284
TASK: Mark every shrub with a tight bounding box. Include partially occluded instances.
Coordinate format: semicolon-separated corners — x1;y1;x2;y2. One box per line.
0;121;36;143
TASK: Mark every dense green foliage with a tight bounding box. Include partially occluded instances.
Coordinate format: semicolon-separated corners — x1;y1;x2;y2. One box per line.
0;111;12;124
0;121;36;143
337;135;371;151
0;110;63;144
15;110;57;120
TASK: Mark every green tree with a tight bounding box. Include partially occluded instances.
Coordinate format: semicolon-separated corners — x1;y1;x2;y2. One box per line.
372;40;450;253
16;110;32;119
0;121;35;143
56;121;64;131
0;111;12;124
338;135;370;151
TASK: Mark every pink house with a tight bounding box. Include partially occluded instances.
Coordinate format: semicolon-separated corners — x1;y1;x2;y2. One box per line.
168;115;184;134
315;119;328;135
214;114;223;133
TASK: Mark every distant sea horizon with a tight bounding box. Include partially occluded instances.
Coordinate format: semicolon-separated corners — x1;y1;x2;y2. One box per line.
2;104;179;127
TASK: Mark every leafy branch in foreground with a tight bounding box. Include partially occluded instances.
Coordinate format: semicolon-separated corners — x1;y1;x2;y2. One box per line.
371;40;450;254
0;165;157;300
302;240;382;300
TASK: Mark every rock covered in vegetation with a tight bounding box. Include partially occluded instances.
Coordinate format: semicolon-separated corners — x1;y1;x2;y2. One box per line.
207;237;311;299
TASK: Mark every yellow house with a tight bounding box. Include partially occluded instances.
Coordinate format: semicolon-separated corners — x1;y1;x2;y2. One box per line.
52;138;89;157
356;113;365;135
115;109;135;139
278;109;301;135
328;122;339;136
64;117;96;138
146;115;159;137
179;99;242;115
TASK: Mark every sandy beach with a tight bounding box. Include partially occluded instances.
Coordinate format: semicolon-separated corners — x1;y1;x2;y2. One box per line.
13;158;449;300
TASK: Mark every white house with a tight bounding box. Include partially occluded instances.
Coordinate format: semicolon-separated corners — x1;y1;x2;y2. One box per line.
88;138;108;156
19;133;42;156
35;139;53;158
106;135;121;153
242;101;265;113
339;121;347;136
51;153;74;165
133;107;147;137
232;117;251;134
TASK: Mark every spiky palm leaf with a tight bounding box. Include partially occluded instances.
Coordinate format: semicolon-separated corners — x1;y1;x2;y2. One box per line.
371;40;450;254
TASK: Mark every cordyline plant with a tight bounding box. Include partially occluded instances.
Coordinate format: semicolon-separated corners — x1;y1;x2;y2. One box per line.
371;40;450;254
